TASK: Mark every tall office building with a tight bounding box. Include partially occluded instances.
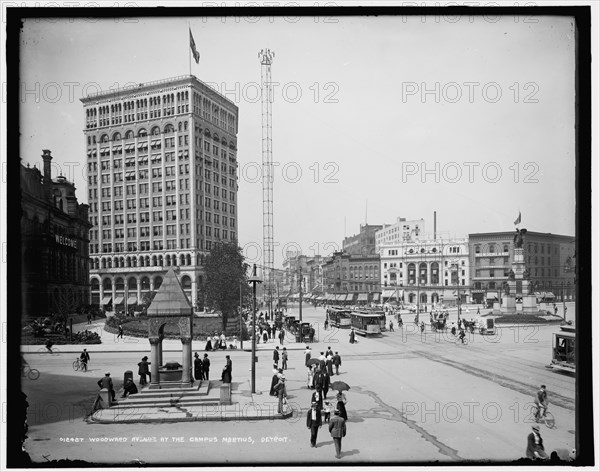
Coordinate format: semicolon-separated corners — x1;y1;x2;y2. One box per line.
81;75;239;310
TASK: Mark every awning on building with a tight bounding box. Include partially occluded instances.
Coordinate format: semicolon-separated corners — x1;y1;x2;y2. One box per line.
357;293;369;301
101;296;112;305
372;293;381;301
137;141;148;148
112;145;122;151
114;296;124;305
536;292;555;299
126;144;135;151
151;139;160;146
486;292;499;299
127;296;138;305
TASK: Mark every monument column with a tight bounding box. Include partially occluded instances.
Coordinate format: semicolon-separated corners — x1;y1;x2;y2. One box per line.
181;336;192;385
157;335;164;366
149;337;161;387
137;279;142;306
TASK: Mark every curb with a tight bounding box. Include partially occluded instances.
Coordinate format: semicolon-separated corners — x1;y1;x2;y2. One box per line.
87;409;295;424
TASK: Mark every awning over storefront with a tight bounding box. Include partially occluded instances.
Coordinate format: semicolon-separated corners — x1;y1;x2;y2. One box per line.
535;292;555;299
127;296;138;305
357;293;369;301
382;289;398;300
372;293;381;302
485;292;499;299
114;296;124;305
101;296;112;305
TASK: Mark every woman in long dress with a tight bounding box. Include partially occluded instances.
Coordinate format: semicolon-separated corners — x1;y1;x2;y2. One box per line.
205;336;212;351
336;390;348;420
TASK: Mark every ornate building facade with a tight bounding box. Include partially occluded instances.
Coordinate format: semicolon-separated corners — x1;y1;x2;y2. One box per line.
20;150;91;317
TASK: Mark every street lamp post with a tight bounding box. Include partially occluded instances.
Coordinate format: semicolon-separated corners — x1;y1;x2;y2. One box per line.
248;264;263;394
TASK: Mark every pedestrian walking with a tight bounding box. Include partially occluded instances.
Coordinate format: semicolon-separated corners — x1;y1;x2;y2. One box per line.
273;346;280;367
311;388;324;412
304;346;312;367
329;409;347;459
97;372;116;402
324;319;329;330
279;328;285;345
477;307;481;315
322;371;330;399
79;348;90;372
205;336;212;351
137;356;151;385
332;352;342;375
322;400;332;423
526;425;548;460
194;352;202;381
270;367;280;396
326;353;334;377
275;375;287;414
202;353;211;380
335;390;348;420
117;324;124;339
389;320;394;332
349;329;355;344
87;313;92;325
281;347;288;370
306;402;323;447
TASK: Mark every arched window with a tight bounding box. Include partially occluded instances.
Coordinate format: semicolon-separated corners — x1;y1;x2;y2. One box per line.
103;278;112;291
154;276;163;290
138;128;148;137
125;130;134;139
100;134;109;143
128;277;137;290
113;132;122;141
151;126;160;136
164;124;174;133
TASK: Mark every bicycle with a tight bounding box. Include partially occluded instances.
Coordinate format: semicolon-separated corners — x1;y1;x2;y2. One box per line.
22;365;40;380
531;404;556;429
37;346;60;354
456;334;469;345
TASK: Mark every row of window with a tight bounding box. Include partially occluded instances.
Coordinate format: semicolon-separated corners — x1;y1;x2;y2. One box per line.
90;232;237;255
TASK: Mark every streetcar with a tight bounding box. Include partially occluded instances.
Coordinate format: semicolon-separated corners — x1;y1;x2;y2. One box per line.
546;324;575;374
350;312;382;336
327;306;352;329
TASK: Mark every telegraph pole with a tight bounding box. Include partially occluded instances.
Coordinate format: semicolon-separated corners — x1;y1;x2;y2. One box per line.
298;265;303;323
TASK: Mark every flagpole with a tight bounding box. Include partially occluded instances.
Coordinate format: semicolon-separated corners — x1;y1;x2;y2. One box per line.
188;23;191;76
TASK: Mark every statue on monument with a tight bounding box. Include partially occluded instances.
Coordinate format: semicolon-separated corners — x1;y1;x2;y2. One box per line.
503;281;510;295
513;228;527;249
508;269;515;281
523;268;530;280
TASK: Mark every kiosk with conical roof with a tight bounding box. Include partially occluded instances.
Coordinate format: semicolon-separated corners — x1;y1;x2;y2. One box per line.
146;268;194;389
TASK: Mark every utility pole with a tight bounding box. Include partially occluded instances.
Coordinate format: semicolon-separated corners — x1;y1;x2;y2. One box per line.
239;283;243;350
248;264;262;394
298;264;303;323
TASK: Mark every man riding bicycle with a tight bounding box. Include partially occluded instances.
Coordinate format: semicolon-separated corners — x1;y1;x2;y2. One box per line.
458;328;466;344
534;385;548;422
80;348;90;372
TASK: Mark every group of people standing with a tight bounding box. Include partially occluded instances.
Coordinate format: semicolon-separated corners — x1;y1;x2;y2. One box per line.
205;333;237;351
193;352;211;381
304;346;348;458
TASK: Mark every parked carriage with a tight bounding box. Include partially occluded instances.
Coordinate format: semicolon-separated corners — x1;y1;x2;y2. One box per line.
350;312;382;336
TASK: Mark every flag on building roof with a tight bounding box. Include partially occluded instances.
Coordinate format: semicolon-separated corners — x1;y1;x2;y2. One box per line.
514;211;521;226
189;28;200;64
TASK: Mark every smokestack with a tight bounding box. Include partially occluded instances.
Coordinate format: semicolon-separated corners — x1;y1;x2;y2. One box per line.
434;211;437;240
41;149;53;200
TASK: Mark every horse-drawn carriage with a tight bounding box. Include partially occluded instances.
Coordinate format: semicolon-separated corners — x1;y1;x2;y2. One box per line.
430;312;449;332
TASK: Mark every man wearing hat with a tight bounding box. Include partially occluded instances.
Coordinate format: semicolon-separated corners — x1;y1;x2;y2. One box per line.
202;353;211;380
328;408;347;459
526;425;548;460
137;356;151;385
194;352;203;381
97;372;116;402
275;374;287;414
306;401;323;447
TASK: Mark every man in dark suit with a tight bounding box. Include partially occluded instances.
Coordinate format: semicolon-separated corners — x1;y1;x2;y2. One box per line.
306;402;322;447
329;409;347;459
332;352;342;375
273;346;280;367
202;353;211;380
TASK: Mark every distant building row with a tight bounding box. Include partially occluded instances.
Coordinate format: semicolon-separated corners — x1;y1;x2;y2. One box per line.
281;218;576;306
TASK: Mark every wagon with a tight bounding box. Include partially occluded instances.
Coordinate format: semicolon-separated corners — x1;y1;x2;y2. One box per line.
475;317;496;335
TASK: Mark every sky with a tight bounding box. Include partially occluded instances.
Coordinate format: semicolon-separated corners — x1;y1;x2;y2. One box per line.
17;13;578;269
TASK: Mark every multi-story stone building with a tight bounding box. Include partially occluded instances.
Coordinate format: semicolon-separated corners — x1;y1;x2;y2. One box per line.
468;231;576;305
20;150;91;317
375;217;425;252
81;75;239;309
379;237;470;307
343;224;383;256
323;251;381;304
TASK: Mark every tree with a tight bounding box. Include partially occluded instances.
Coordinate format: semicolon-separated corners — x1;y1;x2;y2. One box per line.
203;243;252;329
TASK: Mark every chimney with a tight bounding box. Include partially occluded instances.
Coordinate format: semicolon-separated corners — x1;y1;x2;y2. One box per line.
41;149;53;200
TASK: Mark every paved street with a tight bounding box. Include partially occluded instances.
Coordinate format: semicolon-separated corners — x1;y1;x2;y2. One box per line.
22;303;576;464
